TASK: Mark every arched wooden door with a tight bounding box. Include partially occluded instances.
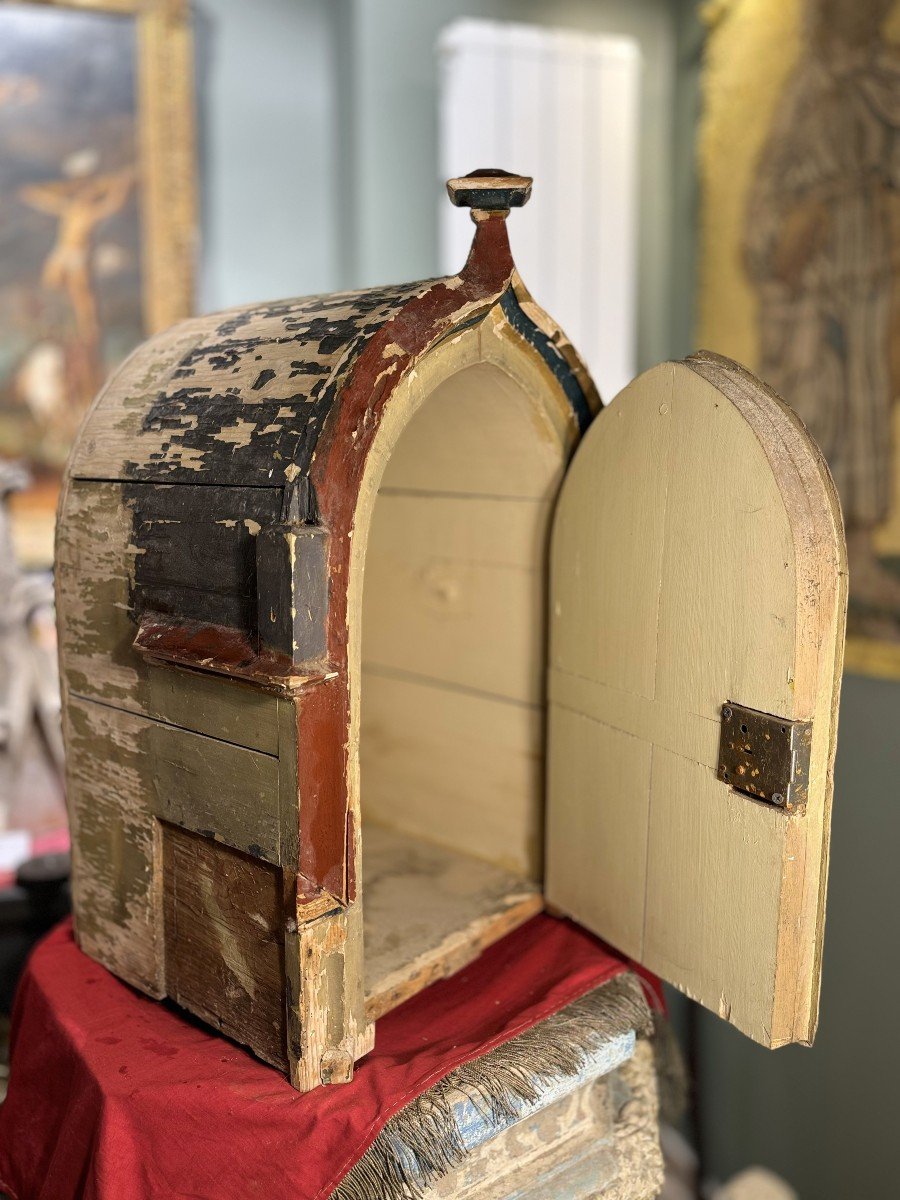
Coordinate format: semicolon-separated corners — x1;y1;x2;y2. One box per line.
546;352;847;1048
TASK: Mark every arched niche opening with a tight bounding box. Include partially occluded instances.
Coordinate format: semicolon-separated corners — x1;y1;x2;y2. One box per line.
355;341;576;1017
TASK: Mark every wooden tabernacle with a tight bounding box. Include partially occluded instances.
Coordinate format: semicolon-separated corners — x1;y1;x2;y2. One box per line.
56;170;848;1091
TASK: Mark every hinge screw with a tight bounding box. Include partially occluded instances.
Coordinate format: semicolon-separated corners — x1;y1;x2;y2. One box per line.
772;792;785;806
722;705;733;720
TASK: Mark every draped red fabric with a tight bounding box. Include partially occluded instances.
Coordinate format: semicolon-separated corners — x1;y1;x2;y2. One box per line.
0;916;659;1200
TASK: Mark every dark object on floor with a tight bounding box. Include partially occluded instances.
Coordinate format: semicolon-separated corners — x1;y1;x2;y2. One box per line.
0;852;70;1013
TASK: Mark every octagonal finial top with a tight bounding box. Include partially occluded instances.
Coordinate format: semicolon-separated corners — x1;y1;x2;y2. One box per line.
446;169;533;219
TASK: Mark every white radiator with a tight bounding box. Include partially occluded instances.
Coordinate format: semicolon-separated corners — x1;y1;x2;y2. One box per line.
437;18;641;403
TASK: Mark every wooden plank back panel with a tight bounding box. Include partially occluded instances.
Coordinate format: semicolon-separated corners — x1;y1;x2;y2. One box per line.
361;671;544;879
363;493;551;705
65;694;286;1002
64;694;164;996
360;355;569;878
546;355;846;1047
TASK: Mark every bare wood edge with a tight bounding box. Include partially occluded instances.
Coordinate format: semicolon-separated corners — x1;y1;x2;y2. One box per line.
686;350;848;1046
364;892;544;1023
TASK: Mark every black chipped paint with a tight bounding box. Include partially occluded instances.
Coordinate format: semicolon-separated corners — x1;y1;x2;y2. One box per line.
252;369;276;391
288;361;330;379
499;288;593;432
121;280;429;486
124;481;283;632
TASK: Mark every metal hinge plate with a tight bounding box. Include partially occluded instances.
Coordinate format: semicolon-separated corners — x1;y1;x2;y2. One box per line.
717;702;812;812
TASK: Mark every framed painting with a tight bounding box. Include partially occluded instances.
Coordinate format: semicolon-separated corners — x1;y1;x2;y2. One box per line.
0;0;196;565
697;0;900;678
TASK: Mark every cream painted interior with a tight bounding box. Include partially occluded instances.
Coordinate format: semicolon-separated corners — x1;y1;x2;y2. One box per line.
361;359;568;876
357;344;576;1007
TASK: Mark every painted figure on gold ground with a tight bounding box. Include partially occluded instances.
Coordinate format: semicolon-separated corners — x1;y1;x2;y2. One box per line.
745;0;900;623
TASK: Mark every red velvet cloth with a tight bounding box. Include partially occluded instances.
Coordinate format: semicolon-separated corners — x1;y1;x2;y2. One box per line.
0;916;658;1200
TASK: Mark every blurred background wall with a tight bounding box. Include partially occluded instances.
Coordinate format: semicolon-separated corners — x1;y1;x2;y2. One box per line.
195;0;682;378
196;0;343;309
26;0;896;1194
666;7;900;1198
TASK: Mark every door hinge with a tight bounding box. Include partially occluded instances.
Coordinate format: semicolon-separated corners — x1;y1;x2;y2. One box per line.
717;702;811;813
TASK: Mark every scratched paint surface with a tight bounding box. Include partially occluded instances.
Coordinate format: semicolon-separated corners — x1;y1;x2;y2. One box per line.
70;281;433;486
56;218;602;1087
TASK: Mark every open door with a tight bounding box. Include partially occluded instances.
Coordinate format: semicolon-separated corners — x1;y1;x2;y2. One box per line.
545;351;847;1048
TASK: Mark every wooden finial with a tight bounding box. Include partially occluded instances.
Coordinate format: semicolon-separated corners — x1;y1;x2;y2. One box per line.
446;168;533;220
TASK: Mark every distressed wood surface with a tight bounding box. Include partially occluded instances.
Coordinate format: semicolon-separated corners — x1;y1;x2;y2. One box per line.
293;902;372;1091
128;482;281;631
427;1038;661;1200
66;282;430;486
57;202;601;1092
163;825;287;1070
546;354;846;1047
64;693;164;996
64;692;286;997
256;523;329;667
56;480;280;752
148;718;281;864
362;823;542;1022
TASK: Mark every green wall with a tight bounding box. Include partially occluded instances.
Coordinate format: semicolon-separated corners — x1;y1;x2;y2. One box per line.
196;0;342;311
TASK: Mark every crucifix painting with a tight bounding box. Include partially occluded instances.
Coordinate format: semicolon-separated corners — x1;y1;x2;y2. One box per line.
699;0;900;676
0;0;195;566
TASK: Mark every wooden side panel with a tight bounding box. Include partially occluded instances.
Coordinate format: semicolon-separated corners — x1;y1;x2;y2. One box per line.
65;694;284;1002
163;825;287;1070
148;720;281;864
56;480;279;753
128;482;280;631
65;695;164;995
546;356;846;1047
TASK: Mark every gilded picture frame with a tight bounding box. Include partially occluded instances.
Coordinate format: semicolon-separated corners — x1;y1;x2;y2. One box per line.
0;0;196;565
